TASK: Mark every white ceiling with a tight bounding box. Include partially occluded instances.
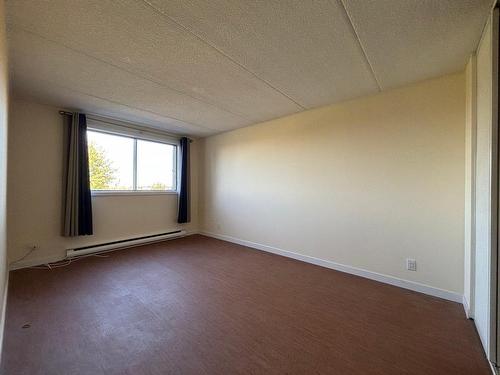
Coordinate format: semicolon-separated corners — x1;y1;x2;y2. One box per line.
6;0;493;137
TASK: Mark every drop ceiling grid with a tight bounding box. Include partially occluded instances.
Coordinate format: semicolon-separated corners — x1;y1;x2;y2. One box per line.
341;0;494;90
144;0;381;109
16;25;251;122
6;0;302;126
5;0;494;137
8;25;250;130
141;0;307;109
8;28;248;132
11;71;215;135
337;0;382;90
11;78;216;137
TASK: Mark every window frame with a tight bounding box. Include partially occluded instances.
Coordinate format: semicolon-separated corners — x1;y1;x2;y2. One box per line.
87;121;180;196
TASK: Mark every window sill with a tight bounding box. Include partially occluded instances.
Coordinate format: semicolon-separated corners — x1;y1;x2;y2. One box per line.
91;190;178;197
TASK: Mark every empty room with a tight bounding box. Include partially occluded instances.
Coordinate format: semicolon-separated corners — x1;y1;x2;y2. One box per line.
1;0;500;374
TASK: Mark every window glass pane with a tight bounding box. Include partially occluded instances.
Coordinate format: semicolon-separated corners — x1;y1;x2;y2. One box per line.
87;131;134;190
137;140;176;191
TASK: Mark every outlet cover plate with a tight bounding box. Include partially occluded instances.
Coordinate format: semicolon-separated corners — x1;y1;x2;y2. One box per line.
407;258;417;271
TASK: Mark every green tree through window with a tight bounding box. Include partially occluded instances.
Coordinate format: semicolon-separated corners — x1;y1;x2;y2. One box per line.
88;141;117;190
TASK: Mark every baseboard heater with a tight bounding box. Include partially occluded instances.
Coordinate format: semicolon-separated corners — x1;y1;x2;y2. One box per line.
66;230;186;258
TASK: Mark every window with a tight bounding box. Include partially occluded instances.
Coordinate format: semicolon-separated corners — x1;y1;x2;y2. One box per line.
87;130;177;193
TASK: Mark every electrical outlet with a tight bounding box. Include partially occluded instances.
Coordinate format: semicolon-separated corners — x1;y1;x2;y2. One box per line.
406;258;417;271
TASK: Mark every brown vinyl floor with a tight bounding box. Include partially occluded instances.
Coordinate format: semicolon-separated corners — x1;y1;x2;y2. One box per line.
1;234;491;375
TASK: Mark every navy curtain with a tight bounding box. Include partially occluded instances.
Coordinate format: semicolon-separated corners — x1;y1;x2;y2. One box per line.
177;137;190;223
62;112;93;236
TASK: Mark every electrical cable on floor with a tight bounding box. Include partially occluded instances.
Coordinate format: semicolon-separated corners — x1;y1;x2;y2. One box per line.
10;244;114;270
9;247;37;266
27;252;112;270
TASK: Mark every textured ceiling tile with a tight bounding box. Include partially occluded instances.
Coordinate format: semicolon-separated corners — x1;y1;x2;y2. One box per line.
145;0;380;109
7;0;301;123
11;79;215;137
5;0;493;135
8;28;252;135
341;0;493;89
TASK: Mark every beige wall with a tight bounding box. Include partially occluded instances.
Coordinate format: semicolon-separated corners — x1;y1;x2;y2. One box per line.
0;0;7;357
7;98;199;267
200;72;466;295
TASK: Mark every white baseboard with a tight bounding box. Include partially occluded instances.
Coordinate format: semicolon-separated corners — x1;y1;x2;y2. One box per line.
463;295;472;319
200;231;463;304
8;230;465;304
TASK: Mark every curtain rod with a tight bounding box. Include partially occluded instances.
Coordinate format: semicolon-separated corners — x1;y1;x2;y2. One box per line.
58;110;193;142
